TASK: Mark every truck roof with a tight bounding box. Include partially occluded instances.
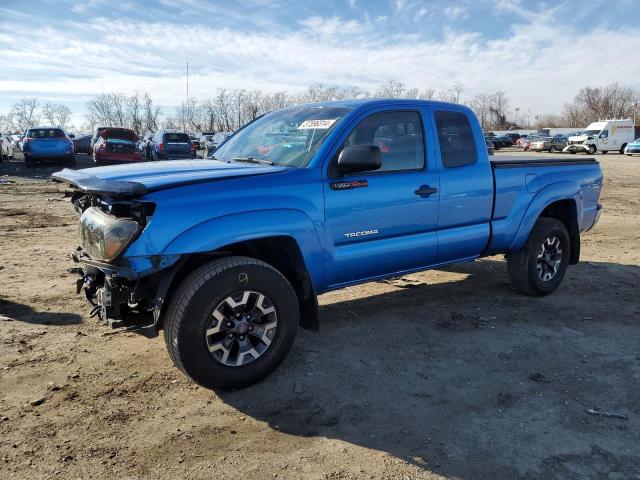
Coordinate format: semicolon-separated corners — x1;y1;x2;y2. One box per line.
292;98;474;113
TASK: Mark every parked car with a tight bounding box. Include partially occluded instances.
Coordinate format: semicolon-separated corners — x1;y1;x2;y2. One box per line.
22;126;75;166
199;132;216;149
485;138;495;155
491;135;514;149
72;134;92;155
204;131;233;156
519;135;542;151
90;126;109;151
504;132;521;142
529;135;568;153
93;128;142;165
149;129;196;161
138;133;154;160
10;134;22;149
53;99;604;390
624;138;640;155
189;134;201;149
0;133;15;160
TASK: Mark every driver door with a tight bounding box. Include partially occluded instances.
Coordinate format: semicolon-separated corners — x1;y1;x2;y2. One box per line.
323;110;440;288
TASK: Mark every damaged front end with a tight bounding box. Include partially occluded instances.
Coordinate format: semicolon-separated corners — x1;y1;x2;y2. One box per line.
53;170;180;337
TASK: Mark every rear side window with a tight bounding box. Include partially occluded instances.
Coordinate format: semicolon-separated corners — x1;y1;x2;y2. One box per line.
345;111;424;172
163;133;190;143
28;129;65;138
434;110;477;168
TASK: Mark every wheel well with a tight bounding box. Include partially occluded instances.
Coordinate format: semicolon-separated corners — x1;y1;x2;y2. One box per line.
157;236;319;332
539;199;580;264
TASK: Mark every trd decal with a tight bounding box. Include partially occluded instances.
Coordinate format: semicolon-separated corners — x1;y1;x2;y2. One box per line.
330;179;368;191
344;229;379;238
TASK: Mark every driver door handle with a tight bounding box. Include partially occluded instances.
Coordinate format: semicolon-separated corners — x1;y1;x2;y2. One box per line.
415;185;438;197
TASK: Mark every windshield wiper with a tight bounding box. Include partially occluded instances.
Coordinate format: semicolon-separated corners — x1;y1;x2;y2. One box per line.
232;157;274;166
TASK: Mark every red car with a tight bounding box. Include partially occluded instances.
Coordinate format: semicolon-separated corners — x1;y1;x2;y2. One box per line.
93;128;142;165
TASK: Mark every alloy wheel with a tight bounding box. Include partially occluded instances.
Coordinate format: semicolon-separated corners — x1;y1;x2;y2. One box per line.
205;290;278;367
536;236;562;282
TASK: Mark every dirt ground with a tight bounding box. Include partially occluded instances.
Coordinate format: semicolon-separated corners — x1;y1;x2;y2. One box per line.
1;151;639;480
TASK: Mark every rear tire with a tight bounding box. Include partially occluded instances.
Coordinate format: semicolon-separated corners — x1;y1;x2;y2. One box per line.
507;218;571;297
163;256;299;390
619;144;627;154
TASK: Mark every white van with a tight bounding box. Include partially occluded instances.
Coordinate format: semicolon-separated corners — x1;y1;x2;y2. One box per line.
563;119;635;154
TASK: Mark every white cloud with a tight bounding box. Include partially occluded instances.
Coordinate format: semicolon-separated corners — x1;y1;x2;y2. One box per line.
443;6;467;19
0;9;639;123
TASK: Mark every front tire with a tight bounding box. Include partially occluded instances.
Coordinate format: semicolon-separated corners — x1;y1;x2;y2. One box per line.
507;218;571;297
588;145;596;154
549;146;557;153
164;256;299;390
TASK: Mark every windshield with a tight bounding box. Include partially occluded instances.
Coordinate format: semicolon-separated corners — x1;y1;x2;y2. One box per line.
211;106;352;167
28;128;66;138
580;129;600;136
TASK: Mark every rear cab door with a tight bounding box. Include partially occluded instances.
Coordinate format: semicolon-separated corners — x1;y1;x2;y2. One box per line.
428;106;494;263
322;104;441;288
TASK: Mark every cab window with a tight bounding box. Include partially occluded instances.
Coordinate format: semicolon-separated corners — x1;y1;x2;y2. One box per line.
434;110;477;168
600;130;608;138
344;111;424;172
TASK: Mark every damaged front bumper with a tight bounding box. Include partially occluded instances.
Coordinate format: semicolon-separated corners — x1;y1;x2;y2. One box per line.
563;144;590;154
70;248;182;337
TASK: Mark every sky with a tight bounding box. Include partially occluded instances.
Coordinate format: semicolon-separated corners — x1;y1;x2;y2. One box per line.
1;0;639;127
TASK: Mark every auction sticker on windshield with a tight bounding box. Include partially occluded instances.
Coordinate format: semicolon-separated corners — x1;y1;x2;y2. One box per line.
298;119;337;130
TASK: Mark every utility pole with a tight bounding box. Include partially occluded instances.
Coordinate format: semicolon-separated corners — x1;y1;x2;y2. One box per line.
186;61;189;131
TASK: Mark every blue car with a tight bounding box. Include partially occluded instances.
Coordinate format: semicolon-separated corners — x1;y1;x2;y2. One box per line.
23;126;75;166
624;138;640;156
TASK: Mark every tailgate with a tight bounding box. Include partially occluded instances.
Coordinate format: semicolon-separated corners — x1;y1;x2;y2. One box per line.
163;133;191;154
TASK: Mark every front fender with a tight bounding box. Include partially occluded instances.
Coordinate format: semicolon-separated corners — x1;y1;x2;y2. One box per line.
509;181;581;251
161;209;325;288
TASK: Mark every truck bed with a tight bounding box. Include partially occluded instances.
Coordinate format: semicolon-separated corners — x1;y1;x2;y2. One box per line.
487;155;603;255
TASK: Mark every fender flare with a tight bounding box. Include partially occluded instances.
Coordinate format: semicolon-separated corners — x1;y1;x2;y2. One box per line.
161;208;325;289
509;181;581;251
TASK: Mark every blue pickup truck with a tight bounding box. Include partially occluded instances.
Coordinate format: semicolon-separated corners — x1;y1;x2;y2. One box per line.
52;99;603;389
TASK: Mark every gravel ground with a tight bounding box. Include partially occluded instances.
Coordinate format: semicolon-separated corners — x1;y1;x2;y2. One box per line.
1;151;639;480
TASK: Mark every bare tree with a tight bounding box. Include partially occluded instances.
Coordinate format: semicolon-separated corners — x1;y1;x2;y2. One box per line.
469;93;493;130
142;93;160;133
563;83;639;125
450;83;464;104
489;91;510;129
8;98;41;131
375;80;406;98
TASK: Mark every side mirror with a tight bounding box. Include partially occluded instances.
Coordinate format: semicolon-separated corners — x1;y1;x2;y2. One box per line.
69;134;75;138
337;145;382;175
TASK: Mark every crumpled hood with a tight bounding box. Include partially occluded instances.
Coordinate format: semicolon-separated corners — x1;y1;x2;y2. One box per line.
568;135;589;142
52;159;290;197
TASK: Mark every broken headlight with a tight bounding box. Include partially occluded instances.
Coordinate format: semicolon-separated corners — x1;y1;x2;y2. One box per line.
78;207;139;261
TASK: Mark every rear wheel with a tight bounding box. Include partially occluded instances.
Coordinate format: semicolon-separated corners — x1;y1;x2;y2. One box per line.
619;144;627;154
163;256;299;390
507;218;571;297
